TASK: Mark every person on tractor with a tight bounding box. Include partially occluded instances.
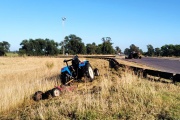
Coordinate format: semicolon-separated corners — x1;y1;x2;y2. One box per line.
71;55;81;78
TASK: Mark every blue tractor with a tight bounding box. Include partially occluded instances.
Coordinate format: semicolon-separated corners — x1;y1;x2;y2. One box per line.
60;55;99;85
33;55;100;101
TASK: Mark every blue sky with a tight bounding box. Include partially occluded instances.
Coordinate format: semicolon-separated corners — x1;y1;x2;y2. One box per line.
0;0;180;52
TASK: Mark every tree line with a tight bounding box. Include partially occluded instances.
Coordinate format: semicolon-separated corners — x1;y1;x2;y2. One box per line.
0;34;118;56
1;34;180;57
19;38;59;56
146;44;180;57
124;44;180;57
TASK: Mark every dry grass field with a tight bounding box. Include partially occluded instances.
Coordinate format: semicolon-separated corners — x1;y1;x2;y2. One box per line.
0;57;63;112
0;57;180;119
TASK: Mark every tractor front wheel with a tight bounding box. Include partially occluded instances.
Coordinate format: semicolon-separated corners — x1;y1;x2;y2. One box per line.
94;68;100;76
61;73;69;85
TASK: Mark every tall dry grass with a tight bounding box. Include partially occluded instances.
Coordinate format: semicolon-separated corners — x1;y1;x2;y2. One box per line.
0;57;180;120
0;57;65;113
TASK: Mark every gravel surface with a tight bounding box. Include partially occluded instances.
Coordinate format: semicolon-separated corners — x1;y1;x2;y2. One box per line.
123;57;180;74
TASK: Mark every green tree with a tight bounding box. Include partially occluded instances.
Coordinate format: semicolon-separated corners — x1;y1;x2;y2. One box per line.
86;42;96;54
115;46;121;54
2;41;10;52
161;44;175;56
0;43;5;56
147;44;154;56
45;39;59;56
38;39;47;55
174;45;180;56
96;44;102;54
160;44;180;56
19;39;59;56
19;39;34;55
62;34;86;55
154;47;161;56
0;41;10;56
124;48;130;55
129;44;140;53
168;44;175;56
101;37;114;54
161;45;169;56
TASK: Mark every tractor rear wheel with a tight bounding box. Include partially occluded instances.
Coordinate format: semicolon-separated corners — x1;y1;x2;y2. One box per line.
86;63;95;81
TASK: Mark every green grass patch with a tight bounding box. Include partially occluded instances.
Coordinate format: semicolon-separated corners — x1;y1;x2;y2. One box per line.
6;52;18;57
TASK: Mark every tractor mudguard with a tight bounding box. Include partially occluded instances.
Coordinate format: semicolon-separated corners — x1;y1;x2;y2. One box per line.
61;66;72;76
79;60;89;67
